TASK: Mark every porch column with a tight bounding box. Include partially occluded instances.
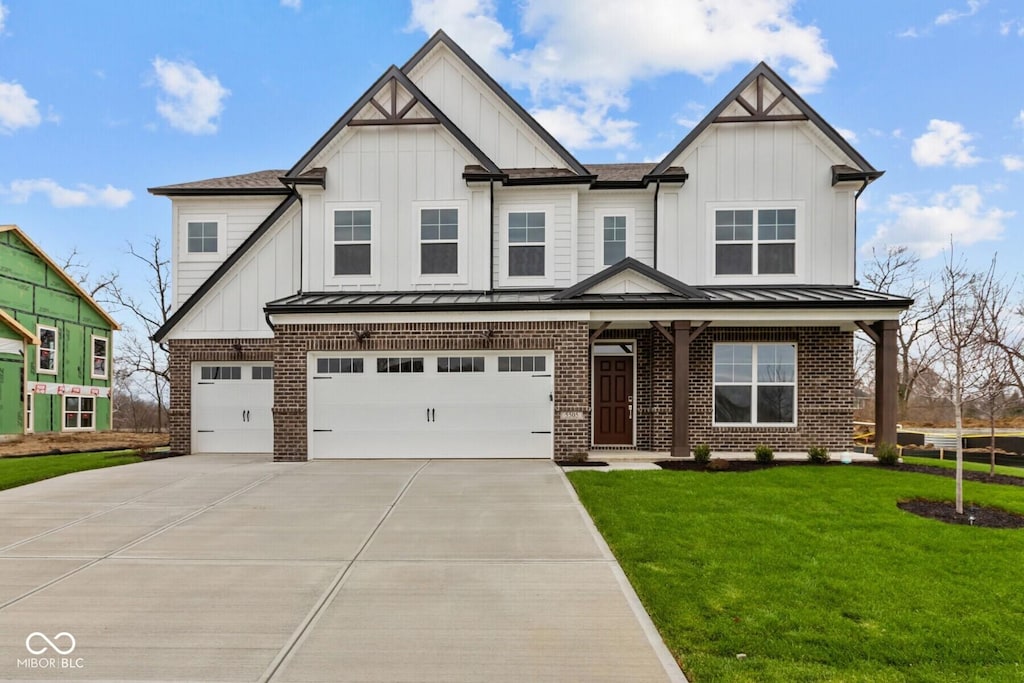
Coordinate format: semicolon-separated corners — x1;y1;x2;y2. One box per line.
672;320;691;457
873;319;898;446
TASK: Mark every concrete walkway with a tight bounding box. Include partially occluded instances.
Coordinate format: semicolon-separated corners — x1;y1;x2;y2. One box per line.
0;455;685;682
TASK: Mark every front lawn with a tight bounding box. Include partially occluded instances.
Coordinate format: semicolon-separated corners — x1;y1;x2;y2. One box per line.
569;466;1024;682
0;450;143;491
902;455;1024;479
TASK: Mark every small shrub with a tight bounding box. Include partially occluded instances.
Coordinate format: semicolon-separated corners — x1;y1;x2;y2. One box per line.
754;444;774;464
807;446;830;464
693;444;712;465
875;442;900;466
707;458;731;471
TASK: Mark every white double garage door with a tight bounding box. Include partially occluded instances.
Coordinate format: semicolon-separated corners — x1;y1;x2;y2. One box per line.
191;351;554;459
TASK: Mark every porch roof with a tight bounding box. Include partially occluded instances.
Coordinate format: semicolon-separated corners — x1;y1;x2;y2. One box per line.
265;285;912;314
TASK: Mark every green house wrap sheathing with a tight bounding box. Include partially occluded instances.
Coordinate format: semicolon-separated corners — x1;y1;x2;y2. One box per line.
0;226;119;436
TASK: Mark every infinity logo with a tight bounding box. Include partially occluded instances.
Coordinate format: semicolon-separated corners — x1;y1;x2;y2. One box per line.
25;632;76;655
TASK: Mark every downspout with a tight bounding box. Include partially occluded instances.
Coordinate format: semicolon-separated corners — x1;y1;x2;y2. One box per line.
853;179;869;286
488;179;495;292
295;188;304;295
653;180;661;270
264;311;276;333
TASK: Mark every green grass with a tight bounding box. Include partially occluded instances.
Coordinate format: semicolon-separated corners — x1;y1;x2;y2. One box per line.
0;450;143;491
569;466;1024;682
902;455;1024;479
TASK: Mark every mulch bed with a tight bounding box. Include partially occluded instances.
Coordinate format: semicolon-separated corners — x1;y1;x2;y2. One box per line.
892;463;1024;488
897;498;1024;529
657;460;816;472
557;461;609;467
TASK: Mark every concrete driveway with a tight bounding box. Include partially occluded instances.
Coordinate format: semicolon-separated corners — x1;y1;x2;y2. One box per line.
0;455;685;682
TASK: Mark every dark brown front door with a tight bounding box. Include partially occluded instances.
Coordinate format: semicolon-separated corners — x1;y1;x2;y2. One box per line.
594;357;634;445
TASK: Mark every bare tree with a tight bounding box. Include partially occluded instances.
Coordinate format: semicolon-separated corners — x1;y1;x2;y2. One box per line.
929;246;997;514
863;246;943;421
972;344;1010;477
104;237;172;431
57;247;120;300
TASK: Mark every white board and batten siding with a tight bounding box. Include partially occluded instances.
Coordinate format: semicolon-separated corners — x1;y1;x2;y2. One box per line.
172;196;286;308
491;186;578;289
660;120;857;287
169;203;301;340
302;126;492;292
407;44;567;171
577;191;655;280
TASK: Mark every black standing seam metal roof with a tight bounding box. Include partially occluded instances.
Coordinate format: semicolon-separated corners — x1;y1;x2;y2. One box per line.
264;286;913;315
651;62;878;177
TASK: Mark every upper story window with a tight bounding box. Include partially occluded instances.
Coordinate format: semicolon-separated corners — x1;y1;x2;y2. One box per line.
37;325;57;375
179;213;227;261
715;208;796;276
713;343;796;425
595;209;635;267
91;335;108;380
334;209;373;276
508;211;546;276
420;208;458;275
187;221;218;254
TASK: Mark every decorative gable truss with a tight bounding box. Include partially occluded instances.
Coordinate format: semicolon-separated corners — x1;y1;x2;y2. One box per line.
714;72;807;123
350;76;439;127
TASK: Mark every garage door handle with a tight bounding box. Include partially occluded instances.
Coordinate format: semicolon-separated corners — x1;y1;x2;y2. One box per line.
312;429;332;433
432;408;436;422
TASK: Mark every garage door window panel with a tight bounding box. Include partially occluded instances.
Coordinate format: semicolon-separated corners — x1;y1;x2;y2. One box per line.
316;358;364;374
377;357;424;373
438;356;485;372
200;366;242;381
498;355;546;372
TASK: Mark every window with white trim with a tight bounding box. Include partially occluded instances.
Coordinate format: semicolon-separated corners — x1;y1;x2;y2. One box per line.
63;395;95;431
186;221;218;254
602;215;627;265
333;209;373;276
420;208;459;275
180;215;226;261
713;343;796;425
37;325;57;375
508;211;546;277
91;335;108;379
715;209;796;275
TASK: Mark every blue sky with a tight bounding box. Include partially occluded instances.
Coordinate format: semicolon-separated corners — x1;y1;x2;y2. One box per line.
1;0;1022;316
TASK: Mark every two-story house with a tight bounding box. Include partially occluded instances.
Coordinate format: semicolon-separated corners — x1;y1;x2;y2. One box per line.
0;225;119;438
151;31;910;461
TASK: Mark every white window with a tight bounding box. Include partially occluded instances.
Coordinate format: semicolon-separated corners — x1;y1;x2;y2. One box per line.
187;221;218;253
325;203;379;285
333;209;373;275
715;208;796;276
91;335;109;380
595;209;635;267
420;209;458;274
713;343;796;425
63;395;96;431
499;206;554;287
25;393;33;434
180;214;227;261
37;325;57;375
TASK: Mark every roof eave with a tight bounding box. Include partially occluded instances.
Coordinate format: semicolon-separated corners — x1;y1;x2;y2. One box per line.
831;167;885;187
148;187;292;197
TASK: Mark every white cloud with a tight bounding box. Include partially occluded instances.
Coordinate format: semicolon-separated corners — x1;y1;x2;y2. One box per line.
1002;155;1024;171
864;185;1011;258
0;80;41;133
911;120;980;167
1016;110;1024;127
935;0;984;26
408;0;836;150
532;104;637;150
280;0;301;9
0;2;7;33
151;57;230;134
835;127;858;143
1000;19;1024;36
898;27;919;39
2;178;133;208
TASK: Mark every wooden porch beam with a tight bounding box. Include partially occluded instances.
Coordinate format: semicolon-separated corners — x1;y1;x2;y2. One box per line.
688;321;710;344
650;321;674;344
672;320;691;458
854;320;880;344
589;322;611;345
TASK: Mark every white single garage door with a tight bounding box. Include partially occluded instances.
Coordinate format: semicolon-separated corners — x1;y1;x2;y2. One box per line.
308;351;553;459
192;362;274;453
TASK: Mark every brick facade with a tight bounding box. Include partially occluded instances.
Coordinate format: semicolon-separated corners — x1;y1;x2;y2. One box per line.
167;322;852;461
